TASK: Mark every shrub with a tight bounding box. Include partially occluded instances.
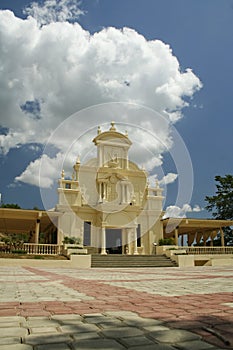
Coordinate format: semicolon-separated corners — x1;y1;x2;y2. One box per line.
159;238;175;246
63;236;81;245
11;249;27;254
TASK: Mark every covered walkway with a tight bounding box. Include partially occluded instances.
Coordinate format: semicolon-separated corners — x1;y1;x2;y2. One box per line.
0;208;59;244
162;217;233;246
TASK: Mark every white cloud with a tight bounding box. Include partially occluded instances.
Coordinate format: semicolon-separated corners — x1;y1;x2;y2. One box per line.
0;7;202;188
163;204;203;218
23;0;84;26
15;153;64;188
159;173;178;186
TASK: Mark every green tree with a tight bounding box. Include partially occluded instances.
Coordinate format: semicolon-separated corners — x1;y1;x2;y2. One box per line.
205;175;233;245
0;203;21;209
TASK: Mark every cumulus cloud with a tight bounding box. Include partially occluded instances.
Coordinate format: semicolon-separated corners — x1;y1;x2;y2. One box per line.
15;152;64;188
163;204;203;218
23;0;84;26
159;173;178;186
0;4;202;189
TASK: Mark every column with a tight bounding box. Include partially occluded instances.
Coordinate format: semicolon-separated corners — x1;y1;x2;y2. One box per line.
125;184;128;203
34;219;40;244
126;228;130;254
133;227;138;255
102;183;106;202
101;227;107;255
174;228;179;246
104;183;107;201
220;227;225;247
122;229;126;254
98;183;102;202
126;154;129;169
121;183;125;203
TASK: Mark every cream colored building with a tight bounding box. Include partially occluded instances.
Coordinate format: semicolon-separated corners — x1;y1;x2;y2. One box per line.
56;122;164;255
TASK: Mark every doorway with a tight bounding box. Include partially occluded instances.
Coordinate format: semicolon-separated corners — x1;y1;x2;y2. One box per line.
106;228;122;254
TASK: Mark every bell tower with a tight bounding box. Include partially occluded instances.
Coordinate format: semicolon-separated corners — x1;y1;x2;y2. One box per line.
92;122;132;169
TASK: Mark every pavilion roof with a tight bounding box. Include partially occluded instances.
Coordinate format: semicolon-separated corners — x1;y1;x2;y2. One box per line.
162;217;233;235
0;208;59;235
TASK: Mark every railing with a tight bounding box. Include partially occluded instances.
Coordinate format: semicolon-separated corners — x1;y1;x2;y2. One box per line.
178;246;233;255
23;244;63;255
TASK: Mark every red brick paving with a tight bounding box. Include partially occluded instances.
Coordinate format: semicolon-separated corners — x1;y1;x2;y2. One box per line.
0;266;233;348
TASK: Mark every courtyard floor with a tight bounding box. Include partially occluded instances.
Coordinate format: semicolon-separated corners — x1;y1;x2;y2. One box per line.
0;264;233;349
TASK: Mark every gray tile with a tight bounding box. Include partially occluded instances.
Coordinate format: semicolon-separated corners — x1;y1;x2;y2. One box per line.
73;339;125;349
24;320;59;327
120;335;155;347
72;332;101;341
101;326;144;338
35;343;71;350
128;345;177;350
59;323;100;333
84;316;117;324
29;327;59;334
98;320;127;328
175;340;217;350
143;325;170;332
51;314;83;321
0;316;25;323
0;327;28;337
24;334;72;346
148;329;201;343
0;337;21;345
122;316;164;327
0;322;22;328
0;345;33;350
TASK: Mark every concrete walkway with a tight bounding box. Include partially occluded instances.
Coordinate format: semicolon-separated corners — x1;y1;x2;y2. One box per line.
0;264;233;349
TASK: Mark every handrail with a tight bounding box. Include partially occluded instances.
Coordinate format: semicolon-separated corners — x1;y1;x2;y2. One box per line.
177;246;233;255
23;243;63;255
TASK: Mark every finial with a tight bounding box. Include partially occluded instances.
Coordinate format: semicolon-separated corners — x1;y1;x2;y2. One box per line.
110;121;116;131
155;178;159;188
76;155;80;164
125;130;128;137
61;169;65;179
97;126;101;135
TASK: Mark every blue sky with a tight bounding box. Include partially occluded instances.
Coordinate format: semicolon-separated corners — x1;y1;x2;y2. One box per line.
0;0;232;218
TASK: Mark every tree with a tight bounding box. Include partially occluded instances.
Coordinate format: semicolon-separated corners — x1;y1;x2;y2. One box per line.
0;203;21;209
205;175;233;245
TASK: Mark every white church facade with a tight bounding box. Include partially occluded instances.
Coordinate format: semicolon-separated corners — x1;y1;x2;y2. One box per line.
56;122;164;255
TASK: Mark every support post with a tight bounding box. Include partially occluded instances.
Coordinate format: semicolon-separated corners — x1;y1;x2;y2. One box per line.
121;184;125;203
220;227;225;247
101;227;107;255
122;229;126;254
126;228;131;254
174;228;179;246
35;219;40;244
133;227;138;255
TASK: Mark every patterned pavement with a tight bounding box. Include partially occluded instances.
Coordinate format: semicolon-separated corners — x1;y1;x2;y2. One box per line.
0;265;233;349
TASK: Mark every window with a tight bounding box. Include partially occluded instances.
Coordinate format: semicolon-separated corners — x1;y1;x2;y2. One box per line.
84;221;91;246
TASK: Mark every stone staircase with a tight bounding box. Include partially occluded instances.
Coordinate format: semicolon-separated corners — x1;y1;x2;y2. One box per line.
91;254;177;268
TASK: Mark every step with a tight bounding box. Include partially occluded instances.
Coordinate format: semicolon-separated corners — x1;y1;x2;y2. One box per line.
91;254;177;268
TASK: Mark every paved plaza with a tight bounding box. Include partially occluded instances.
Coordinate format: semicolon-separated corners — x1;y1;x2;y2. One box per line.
0;265;233;349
